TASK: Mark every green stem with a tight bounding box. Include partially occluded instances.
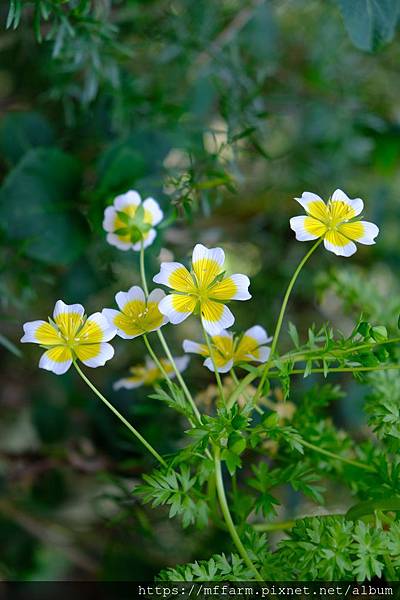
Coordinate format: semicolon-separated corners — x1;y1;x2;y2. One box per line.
256;239;322;401
143;334;172;384
156;329;202;423
139;239;149;296
202;325;225;402
279;336;400;366
213;446;263;581
231;369;263;415
73;361;166;467
139;240;201;423
227;371;256;410
268;364;400;377
299;439;375;472
253;519;296;532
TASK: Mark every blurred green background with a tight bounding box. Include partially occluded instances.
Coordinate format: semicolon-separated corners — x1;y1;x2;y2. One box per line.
1;0;400;581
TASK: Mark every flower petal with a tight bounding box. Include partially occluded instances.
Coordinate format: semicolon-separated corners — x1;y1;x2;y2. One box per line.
192;244;225;288
172;355;190;374
182;339;207;356
132;228;157;251
331;189;364;218
203;357;233;374
106;232;132;251
102;206;117;232
39;346;72;375
114;190;141;210
114;377;143;390
21;320;60;345
75;342;114;368
251;346;271;363
101;309;145;339
158;294;196;324
200;300;234;335
323;231;357;257
338;221;379;245
53;300;85;338
153;262;194;292
53;300;84;320
79;312;116;343
211;274;251;301
147;288;166;303
115;286;146;313
143;198;163;226
290;216;326;241
294;192;327;221
243;325;272;346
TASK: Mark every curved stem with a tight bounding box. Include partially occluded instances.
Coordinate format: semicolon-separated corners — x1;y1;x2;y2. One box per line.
256;239;322;401
202;325;225;402
268;364;400;377
73;361;166;468
138;241;201;423
299;439;375;472
156;329;202;423
231;368;263;415
214;446;263;581
139;239;149;296
143;334;171;384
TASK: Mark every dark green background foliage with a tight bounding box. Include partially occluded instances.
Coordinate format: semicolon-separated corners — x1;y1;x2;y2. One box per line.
1;0;400;581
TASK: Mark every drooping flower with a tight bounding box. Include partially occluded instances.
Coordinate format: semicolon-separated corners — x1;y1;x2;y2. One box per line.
21;300;116;375
114;355;189;390
103;190;163;251
289;189;379;257
153;244;251;335
102;286;167;339
183;325;271;373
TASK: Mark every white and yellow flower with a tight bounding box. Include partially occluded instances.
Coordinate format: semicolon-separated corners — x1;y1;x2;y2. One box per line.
102;286;167;339
290;189;379;257
183;325;271;373
153;244;251;335
21;300;116;375
114;355;189;390
103;190;163;251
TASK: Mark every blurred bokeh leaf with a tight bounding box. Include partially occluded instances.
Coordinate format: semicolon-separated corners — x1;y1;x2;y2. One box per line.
0;148;88;265
0;112;55;165
335;0;400;51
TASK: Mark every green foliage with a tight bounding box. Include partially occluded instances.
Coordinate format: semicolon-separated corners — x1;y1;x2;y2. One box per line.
0;147;88;264
365;371;400;451
158;552;253;581
134;466;209;529
265;515;399;581
335;0;400;52
3;0;400;585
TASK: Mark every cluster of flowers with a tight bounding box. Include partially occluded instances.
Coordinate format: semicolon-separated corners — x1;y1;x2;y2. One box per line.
21;188;379;385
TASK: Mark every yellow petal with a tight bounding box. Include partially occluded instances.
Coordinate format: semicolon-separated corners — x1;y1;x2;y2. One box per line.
337;221;364;241
35;322;62;345
324;229;353;248
54;312;83;339
304;217;327;237
329;200;356;222
306;200;329;221
74;344;101;362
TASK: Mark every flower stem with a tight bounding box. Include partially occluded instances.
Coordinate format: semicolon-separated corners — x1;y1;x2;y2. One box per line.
202;325;225;403
73;361;166;468
299;439;375;472
139;239;149;296
268;364;400;377
255;239;322;402
213;446;263;581
138;241;201;423
231;368;263;415
143;334;171;384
